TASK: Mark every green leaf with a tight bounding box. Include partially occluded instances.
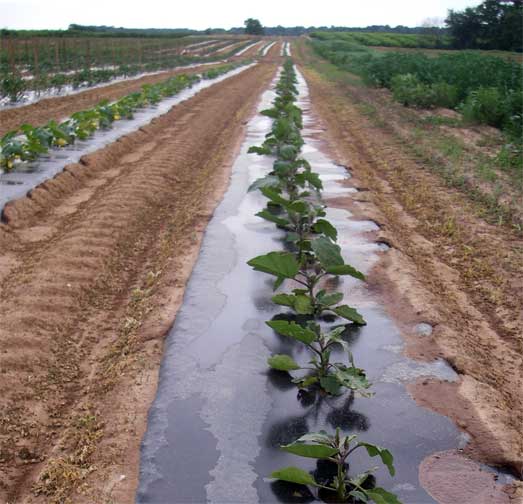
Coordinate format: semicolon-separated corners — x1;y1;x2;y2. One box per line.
317;291;343;307
272;294;296;307
288;200;309;214
319;375;342;395
358;444;395;476
365;488;403;504
248;145;271;155
281;442;338;459
294;295;313;315
349;490;369;502
296;431;333;445
279;144;298;161
302;170;323;190
247;252;299;279
260;187;290;207
256;210;289;227
325;264;365;281
270;466;317;486
311;236;344;268
268;354;301;371
266;320;316;345
333;305;366;325
313;219;338;241
248;175;280;192
273;276;285;291
334;365;371;391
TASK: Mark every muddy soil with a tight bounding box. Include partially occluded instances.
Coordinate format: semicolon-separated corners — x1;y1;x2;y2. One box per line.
293;43;523;488
0;61;278;503
0;62;229;137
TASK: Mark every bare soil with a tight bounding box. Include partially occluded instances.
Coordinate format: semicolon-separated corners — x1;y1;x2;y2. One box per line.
0;61;277;503
294;41;522;496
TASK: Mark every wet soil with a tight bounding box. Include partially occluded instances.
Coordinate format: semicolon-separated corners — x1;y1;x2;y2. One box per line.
0;61;278;503
293;42;523;488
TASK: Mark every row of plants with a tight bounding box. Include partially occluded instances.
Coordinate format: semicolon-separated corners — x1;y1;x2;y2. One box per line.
0;41;255;104
310;31;452;49
0;61;250;172
246;59;402;503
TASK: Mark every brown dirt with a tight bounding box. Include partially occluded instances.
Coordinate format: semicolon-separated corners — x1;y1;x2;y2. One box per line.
294;42;523;480
0;62;227;137
0;60;278;503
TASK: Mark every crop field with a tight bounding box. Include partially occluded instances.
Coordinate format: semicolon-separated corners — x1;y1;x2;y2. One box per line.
0;19;521;504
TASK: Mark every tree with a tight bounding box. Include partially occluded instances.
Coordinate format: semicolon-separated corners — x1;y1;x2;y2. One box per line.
244;18;264;35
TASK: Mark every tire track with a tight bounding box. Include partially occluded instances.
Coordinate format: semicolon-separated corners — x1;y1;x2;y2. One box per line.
0;61;277;502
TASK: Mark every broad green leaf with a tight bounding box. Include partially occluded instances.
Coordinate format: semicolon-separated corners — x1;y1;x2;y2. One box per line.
358;444;395;476
248;145;271;155
349;490;369;502
317;291;343;307
295;375;318;387
288;200;308;214
319;375;342;395
294;295;314;315
270;466;317;486
313;219;338;241
311;236;344;268
247;252;299;279
272;294;296;307
266;320;316;345
365;488;403;504
325;264;365;281
279;144;298;161
296;431;333;445
268;354;301;371
302;170;323;190
256;210;289;227
260;187;290;207
333;305;366;325
248;175;280;192
281;442;338;459
273;276;285;291
334;366;371;391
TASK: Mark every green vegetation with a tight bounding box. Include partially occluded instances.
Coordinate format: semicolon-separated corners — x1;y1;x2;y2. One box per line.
310;35;523;139
244;18;264;35
446;0;523;51
310;31;451;49
271;428;400;503
245;59;402;502
0;61;248;171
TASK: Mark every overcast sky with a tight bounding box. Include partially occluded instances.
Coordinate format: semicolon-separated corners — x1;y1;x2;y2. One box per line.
1;0;483;30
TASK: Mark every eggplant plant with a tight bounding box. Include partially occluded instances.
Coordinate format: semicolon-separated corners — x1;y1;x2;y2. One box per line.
267;320;371;395
247;236;365;325
0;62;247;172
270;428;402;504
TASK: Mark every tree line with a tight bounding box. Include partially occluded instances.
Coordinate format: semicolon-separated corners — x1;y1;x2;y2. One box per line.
446;0;522;51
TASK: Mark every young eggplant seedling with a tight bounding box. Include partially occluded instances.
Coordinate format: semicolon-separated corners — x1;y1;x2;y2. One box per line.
270;428;403;504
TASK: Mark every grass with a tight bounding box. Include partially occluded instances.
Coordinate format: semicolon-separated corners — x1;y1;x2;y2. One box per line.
296;38;522;230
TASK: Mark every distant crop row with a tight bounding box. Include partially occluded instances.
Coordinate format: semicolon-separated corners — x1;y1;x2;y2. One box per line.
311;36;523;139
0;37;253;103
0;61;249;171
311;31;452;49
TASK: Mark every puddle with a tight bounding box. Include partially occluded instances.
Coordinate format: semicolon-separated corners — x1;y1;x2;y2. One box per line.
0;64;256;214
137;69;480;503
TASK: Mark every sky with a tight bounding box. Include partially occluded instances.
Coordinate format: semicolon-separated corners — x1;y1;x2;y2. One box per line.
0;0;483;30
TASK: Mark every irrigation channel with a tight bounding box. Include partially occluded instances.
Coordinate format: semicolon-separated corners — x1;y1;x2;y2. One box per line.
0;63;255;213
135;67;487;503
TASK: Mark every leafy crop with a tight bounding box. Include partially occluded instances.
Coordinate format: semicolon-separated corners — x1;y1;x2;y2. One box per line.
247;58;402;504
270;428;401;504
0;62;249;172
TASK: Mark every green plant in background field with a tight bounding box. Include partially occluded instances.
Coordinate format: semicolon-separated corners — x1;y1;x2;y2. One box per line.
270;428;401;503
1;74;25;102
0;62;248;171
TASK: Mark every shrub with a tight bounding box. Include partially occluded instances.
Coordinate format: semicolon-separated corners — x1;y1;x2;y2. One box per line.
391;74;434;108
431;82;460;109
461;87;507;128
1;74;25;102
